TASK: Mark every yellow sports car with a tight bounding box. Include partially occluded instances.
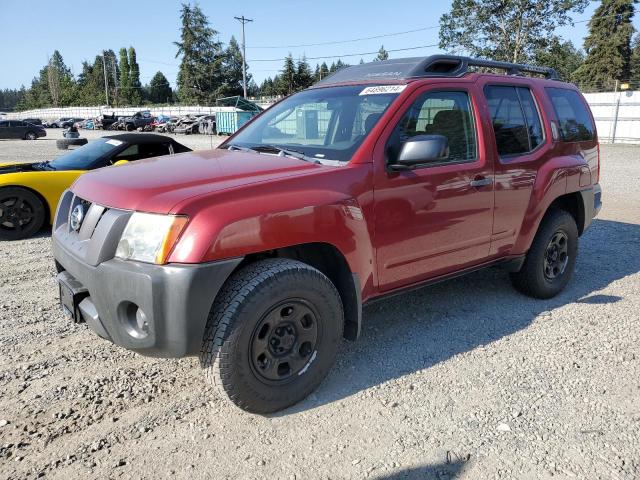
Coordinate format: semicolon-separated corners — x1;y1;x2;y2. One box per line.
0;133;191;240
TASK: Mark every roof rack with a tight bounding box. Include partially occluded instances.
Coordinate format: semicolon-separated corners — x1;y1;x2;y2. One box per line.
416;55;559;80
313;55;558;86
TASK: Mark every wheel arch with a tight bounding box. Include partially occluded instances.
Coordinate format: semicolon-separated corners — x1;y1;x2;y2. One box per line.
547;191;587;236
226;242;362;341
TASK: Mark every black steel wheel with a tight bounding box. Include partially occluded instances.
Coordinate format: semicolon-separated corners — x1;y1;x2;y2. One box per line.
200;258;344;413
250;299;319;382
510;209;578;299
0;187;46;240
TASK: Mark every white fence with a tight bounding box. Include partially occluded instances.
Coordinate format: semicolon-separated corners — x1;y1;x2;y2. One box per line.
3;105;244;121
4;91;640;143
583;91;640;144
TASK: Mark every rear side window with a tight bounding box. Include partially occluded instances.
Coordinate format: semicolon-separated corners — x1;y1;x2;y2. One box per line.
545;88;595;142
485;85;544;156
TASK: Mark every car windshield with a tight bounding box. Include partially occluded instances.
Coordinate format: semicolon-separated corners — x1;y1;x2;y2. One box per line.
48;138;124;170
228;85;402;163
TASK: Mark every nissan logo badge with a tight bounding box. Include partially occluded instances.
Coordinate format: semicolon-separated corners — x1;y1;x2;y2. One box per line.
70;204;85;232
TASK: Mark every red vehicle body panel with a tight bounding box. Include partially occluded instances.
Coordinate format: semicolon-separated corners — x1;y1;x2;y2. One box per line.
69;73;599;304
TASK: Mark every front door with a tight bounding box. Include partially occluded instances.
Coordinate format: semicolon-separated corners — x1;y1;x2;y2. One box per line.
373;86;495;291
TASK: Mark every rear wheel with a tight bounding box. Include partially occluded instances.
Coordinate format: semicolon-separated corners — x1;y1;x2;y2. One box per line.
200;259;344;413
510;209;578;299
0;187;46;240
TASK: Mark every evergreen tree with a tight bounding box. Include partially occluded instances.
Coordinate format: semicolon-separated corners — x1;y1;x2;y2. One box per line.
440;0;589;63
46;50;75;106
533;37;585;81
174;2;225;104
631;33;640;83
147;71;173;104
128;47;142;105
320;62;330;79
279;54;297;95
375;45;389;61
221;36;250;96
296;56;313;89
119;48;131;104
573;0;636;91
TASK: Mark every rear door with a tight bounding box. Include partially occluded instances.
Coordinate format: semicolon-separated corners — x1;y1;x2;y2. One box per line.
9;121;26;139
373;83;495;291
478;78;552;256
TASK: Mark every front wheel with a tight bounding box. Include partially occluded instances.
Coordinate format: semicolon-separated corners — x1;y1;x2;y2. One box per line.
25;131;37;140
510;209;578;299
0;187;46;240
200;259;344;413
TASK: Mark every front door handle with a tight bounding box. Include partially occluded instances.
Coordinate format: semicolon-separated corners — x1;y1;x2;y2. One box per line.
470;176;492;188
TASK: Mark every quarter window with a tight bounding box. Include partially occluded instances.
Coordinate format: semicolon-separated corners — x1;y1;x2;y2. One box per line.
545;88;595;142
485;85;544;156
392;91;477;163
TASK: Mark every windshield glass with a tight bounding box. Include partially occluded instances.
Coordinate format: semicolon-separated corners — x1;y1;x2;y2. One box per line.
49;138;123;170
228;85;403;163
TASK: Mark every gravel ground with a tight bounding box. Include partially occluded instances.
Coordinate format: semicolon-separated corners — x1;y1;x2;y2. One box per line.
0;136;639;479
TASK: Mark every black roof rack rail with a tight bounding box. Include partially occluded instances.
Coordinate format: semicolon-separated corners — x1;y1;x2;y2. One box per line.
312;54;559;86
414;55;559;80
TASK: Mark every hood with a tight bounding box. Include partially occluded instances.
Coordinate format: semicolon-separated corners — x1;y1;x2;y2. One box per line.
0;162;40;174
71;149;323;213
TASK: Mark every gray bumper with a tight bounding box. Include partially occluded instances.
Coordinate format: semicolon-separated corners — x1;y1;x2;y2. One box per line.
580;183;602;233
53;239;241;357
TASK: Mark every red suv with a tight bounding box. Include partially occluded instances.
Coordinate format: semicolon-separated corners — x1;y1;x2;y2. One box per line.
52;56;601;413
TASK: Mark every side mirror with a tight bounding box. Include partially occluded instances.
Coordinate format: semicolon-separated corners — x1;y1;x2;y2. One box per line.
113;160;129;166
390;134;449;170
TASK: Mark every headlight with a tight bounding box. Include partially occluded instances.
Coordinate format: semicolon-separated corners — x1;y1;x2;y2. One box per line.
115;212;188;264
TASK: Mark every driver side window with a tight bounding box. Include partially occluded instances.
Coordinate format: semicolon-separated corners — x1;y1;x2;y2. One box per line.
391;90;477;164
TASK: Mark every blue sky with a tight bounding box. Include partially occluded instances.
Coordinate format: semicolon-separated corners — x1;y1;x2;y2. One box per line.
0;0;634;90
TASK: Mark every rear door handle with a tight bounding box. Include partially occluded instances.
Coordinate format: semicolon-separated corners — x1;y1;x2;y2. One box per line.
470;176;492;188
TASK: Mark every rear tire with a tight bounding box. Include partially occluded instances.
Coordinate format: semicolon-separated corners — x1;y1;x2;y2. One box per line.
510;209;578;299
200;258;344;414
0;187;46;240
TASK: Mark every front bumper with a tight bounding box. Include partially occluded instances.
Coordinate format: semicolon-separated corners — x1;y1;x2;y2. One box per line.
52;191;242;358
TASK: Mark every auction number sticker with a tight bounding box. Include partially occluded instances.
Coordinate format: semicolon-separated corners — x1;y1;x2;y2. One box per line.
359;85;407;95
105;139;123;146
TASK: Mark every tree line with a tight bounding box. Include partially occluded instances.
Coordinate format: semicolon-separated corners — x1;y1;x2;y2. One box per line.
2;0;639;112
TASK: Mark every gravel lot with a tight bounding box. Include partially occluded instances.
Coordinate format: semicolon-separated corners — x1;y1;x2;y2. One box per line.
0;132;639;479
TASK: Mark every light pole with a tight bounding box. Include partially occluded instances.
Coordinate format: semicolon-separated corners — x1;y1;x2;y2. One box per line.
234;15;253;98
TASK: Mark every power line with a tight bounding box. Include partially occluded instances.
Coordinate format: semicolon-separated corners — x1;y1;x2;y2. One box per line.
248;43;440;62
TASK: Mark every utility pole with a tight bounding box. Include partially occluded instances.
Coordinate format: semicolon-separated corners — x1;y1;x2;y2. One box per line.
102;52;109;107
234;15;253;98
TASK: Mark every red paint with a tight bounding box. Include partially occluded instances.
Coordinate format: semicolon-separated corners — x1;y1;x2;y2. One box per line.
70;73;599;303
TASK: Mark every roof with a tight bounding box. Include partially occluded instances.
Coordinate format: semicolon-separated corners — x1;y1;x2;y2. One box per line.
104;133;179;145
313;55;559;87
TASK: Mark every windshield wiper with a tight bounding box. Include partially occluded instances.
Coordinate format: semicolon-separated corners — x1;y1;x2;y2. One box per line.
249;145;320;164
226;144;254;152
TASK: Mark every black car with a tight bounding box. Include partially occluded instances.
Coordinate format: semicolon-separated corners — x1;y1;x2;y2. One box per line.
61;118;84;129
0;120;47;140
22;118;43;126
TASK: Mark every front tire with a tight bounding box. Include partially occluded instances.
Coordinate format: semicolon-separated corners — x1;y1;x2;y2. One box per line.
25;131;37;140
0;187;46;240
510;209;578;299
200;259;344;413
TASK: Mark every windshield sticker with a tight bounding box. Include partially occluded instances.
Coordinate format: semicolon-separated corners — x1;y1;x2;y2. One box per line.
105;139;123;146
359;85;406;95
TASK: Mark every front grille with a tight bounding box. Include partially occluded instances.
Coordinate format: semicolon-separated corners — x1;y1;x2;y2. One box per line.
53;191;132;267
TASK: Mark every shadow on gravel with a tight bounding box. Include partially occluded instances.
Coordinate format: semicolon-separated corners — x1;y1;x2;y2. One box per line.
280;219;640;414
371;460;467;480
